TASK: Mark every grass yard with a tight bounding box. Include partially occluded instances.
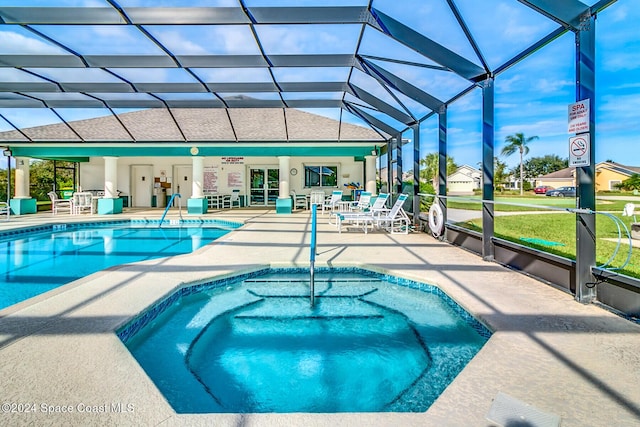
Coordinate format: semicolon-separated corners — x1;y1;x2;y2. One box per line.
446;196;630;212
456;212;639;279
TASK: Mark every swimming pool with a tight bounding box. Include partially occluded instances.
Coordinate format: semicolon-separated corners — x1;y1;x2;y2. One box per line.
0;219;241;311
120;267;491;413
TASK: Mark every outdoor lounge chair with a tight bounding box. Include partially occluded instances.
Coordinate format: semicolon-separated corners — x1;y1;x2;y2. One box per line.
374;194;412;234
0;201;8;218
349;191;372;212
48;191;73;215
333;193;390;233
322;190;343;214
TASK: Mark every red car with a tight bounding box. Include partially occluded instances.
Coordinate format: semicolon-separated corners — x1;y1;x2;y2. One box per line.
534;185;554;194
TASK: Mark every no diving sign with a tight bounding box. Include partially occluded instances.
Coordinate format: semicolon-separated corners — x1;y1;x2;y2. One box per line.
569;134;590;167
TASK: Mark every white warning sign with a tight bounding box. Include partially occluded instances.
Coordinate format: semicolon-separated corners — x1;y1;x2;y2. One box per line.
568;99;590;134
569;134;590;167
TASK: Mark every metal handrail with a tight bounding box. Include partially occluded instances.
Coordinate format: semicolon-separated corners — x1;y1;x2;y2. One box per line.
310;203;317;307
159;193;182;227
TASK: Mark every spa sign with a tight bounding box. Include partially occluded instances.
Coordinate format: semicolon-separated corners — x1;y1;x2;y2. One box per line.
568;99;589;134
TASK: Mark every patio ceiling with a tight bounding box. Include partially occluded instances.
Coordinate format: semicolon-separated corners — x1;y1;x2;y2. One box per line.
0;0;613;146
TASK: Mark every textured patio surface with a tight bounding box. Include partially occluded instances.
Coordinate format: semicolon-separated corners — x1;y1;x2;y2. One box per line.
0;208;638;426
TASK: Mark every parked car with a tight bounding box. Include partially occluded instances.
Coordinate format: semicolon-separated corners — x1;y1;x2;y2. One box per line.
546;186;576;197
534;185;554;194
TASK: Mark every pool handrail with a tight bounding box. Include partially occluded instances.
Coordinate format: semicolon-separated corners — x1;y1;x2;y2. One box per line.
310;203;317;307
159;193;182;227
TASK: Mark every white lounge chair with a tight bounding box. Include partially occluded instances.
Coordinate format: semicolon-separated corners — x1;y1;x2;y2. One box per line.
48;191;73;215
333;193;390;233
349;191;371;212
373;193;412;234
322;190;343;214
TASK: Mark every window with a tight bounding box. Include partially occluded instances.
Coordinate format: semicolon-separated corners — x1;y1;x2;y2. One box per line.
304;165;338;188
609;180;621;190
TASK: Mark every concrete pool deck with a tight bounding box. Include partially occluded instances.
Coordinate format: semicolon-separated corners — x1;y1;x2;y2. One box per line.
0;208;638;426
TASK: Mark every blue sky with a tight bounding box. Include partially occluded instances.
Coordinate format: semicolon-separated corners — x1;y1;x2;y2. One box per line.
0;0;639;172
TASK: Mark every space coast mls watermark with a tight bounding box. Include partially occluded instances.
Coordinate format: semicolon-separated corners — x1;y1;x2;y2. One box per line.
1;402;135;414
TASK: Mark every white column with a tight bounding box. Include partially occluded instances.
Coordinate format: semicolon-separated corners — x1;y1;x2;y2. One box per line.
14;157;30;198
104;156;118;198
278;156;290;198
192;156;204;198
365;155;377;195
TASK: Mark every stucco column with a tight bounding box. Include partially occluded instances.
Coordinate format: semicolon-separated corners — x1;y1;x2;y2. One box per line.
14;157;30;198
365;155;377;195
278;156;290;198
191;156;204;199
104;156;118;198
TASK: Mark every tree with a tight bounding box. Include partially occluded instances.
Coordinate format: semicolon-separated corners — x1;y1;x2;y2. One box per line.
617;173;640;191
419;152;458;191
523;155;568;179
493;157;509;189
501;132;539;195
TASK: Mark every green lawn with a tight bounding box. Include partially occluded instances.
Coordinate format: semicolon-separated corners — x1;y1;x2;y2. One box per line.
446;196;629;212
457;211;639;278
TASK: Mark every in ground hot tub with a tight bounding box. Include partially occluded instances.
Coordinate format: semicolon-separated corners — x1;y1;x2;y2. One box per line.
118;268;491;413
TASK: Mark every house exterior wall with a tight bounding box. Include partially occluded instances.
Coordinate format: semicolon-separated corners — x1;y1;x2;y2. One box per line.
595;168;628;191
80;155;364;203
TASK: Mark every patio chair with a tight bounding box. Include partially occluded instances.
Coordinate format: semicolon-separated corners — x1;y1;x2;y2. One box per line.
72;191;94;215
322;190;343;214
332;193;389;233
48;191;73;215
0;201;8;218
349;191;372;212
222;189;242;208
622;203;636;222
374;194;412;234
290;190;307;210
309;191;325;210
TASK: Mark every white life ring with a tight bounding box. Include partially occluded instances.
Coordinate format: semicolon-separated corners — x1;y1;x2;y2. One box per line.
428;202;444;237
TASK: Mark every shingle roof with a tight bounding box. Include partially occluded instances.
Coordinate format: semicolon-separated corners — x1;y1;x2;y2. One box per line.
0;108;384;143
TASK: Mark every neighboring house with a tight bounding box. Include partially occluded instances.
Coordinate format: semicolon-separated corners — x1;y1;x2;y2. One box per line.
447;165;481;194
536;161;640;191
535;167;575;189
595;162;640;191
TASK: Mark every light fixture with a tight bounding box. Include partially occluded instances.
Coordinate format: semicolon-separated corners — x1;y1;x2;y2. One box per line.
371;150;377;156
2;149;11;157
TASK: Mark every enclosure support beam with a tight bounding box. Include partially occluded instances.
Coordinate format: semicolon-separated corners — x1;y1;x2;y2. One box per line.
438;107;448;237
575;15;597;303
482;77;495;261
412;124;420;221
396;133;403;195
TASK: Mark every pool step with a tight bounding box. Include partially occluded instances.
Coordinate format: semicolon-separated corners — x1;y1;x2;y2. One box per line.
235;296;383;320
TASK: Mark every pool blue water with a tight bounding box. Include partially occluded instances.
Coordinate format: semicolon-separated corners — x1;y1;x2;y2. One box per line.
123;270;490;413
0;221;237;311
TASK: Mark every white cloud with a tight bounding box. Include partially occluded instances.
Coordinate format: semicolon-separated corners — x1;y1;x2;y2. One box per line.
0;31;66;54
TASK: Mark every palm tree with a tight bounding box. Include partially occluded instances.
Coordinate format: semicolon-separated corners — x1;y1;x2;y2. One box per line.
501;132;538;195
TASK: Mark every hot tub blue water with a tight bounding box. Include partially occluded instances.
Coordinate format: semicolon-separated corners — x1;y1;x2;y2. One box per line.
120;268;491;413
0;220;240;311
